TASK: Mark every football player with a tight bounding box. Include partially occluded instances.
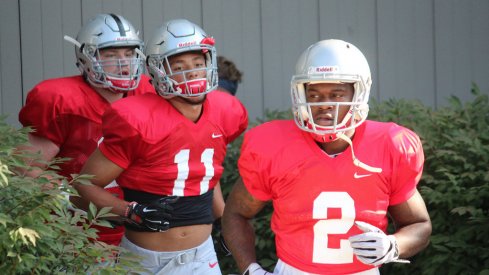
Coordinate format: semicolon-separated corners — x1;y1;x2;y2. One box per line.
18;13;154;246
216;56;243;96
75;19;248;274
222;39;432;275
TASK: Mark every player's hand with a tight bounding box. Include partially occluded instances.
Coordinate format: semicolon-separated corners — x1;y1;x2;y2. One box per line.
243;263;273;275
349;221;410;266
213;217;232;256
126;196;178;232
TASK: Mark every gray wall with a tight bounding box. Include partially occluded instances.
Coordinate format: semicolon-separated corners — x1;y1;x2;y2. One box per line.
1;0;488;127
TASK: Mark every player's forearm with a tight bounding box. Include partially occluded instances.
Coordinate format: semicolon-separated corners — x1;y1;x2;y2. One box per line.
394;220;432;258
222;212;258;272
15;135;60;179
74;183;128;216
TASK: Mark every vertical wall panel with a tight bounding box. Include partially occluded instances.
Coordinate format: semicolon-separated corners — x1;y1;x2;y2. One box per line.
142;0;165;41
434;0;478;106
41;0;64;80
260;0;283;113
81;0;103;21
1;0;489;126
471;0;489;96
239;0;263;120
261;0;320;114
0;0;22;127
319;0;378;98
142;1;203;45
281;0;319;115
377;0;435;105
20;0;43;97
61;0;82;76
202;0;265;120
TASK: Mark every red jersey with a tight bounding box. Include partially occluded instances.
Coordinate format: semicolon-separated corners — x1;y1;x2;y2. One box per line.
99;91;248;196
18;74;155;245
238;120;424;274
19;74;154;177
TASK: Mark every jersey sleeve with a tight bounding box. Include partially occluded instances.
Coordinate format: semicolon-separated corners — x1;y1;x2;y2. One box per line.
98;106;143;169
226;98;248;144
18;85;68;146
238;128;273;201
389;126;425;205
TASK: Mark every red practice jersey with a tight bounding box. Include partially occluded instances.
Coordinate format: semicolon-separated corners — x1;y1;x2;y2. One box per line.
238;120;424;274
18;74;155;245
99;91;248;196
19;74;155;177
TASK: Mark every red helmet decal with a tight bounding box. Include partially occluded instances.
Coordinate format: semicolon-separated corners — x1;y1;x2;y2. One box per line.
201;37;215;46
200;37;215;53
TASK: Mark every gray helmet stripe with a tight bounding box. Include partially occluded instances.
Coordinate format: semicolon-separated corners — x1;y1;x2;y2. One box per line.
109;13;126;36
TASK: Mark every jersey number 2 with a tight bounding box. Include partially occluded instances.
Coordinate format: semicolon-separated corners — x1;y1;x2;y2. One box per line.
312;192;355;264
173;149;214;196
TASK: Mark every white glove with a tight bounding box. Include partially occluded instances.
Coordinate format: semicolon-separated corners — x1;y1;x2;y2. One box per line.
348;221;410;266
243;263;273;275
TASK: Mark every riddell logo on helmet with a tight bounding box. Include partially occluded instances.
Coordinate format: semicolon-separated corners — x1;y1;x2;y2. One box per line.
308;66;339;74
178;41;197;47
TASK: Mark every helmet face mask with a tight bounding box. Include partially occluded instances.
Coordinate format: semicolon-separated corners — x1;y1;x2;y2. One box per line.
291;39;372;142
145;19;218;98
72;13;144;92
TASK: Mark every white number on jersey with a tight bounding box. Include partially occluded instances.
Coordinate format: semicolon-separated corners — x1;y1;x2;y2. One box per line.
312;192;355;264
173;149;215;196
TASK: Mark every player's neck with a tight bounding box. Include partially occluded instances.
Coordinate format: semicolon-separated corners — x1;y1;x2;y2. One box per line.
168;97;204;123
316;139;350;155
316;130;355;155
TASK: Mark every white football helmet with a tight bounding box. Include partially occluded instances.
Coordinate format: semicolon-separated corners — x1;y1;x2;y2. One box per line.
67;13;144;92
291;39;372;142
145;19;218;97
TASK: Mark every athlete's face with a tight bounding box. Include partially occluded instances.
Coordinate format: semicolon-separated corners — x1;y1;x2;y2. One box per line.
98;47;136;75
305;83;354;127
167;52;207;82
166;51;207;102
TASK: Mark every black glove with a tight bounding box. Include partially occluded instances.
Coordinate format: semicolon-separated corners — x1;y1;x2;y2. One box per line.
213;217;232;256
126;196;178;232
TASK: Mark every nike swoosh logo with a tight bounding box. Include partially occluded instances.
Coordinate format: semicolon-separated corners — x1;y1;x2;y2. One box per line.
212;133;223;138
354;172;372;179
142;208;156;213
209;262;218;268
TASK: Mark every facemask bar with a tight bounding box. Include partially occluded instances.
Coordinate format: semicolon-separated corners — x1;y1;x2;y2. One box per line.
293;101;366;134
91;56;143;90
147;44;218;97
291;73;369;136
64;35;144;92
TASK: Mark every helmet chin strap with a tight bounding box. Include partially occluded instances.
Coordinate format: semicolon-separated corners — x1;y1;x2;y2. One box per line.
336;132;382;173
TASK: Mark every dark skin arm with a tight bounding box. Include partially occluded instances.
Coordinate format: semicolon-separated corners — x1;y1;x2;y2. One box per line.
222;178;268;273
388;189;432;258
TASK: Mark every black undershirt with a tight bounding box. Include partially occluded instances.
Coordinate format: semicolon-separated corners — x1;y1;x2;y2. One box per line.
123;188;214;232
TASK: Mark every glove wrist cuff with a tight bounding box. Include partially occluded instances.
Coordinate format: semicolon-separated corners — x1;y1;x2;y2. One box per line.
387;235;400;260
243;263;261;275
125;201;137;219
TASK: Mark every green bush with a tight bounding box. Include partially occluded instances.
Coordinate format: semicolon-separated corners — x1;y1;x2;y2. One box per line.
374;85;489;275
0;117;143;274
219;86;489;274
